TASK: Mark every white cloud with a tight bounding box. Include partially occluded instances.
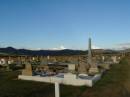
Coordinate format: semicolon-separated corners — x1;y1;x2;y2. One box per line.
92;45;101;49
52;45;66;50
116;43;130;50
60;45;66;49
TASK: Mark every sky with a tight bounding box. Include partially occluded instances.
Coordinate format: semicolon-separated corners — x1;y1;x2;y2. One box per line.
0;0;130;50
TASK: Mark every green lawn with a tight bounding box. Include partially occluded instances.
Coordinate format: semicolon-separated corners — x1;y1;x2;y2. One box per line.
0;57;130;97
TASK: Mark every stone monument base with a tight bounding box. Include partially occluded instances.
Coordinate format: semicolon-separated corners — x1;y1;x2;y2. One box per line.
18;73;102;87
22;70;32;76
88;67;99;75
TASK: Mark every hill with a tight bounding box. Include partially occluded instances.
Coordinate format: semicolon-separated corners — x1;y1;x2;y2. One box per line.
0;47;119;56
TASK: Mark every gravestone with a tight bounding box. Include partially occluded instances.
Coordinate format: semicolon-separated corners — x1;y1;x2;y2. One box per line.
22;62;32;76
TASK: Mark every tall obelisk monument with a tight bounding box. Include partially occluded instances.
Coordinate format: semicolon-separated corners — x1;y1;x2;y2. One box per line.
88;37;92;65
88;36;99;74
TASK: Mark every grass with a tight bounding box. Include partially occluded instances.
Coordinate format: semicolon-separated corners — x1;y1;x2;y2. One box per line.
80;57;130;97
0;57;130;97
0;70;85;97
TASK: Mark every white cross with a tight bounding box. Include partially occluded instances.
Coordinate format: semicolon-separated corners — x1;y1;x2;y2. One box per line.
55;82;60;97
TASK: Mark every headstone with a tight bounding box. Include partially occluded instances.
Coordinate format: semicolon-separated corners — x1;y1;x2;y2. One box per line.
102;56;105;62
32;57;35;61
78;60;89;74
47;56;50;60
68;64;76;73
22;62;32;76
111;56;117;63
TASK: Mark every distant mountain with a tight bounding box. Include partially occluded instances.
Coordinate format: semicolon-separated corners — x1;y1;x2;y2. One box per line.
0;47;121;56
118;49;130;53
0;47;86;56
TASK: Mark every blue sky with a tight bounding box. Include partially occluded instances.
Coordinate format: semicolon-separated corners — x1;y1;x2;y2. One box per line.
0;0;130;50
